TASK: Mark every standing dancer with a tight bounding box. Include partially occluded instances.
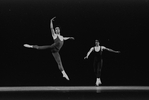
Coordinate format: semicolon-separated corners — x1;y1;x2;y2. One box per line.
84;40;120;86
24;17;74;80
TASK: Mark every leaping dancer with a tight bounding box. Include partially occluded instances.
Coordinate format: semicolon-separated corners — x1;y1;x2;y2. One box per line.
84;40;120;86
24;17;74;80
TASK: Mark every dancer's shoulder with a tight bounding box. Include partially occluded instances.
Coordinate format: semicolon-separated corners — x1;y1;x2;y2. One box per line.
90;47;95;51
53;34;57;40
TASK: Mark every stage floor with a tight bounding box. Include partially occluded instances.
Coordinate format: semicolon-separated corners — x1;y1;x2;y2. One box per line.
0;86;149;92
0;86;149;100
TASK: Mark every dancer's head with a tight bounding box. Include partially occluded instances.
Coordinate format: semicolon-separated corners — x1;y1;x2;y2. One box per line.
95;40;100;46
55;27;60;35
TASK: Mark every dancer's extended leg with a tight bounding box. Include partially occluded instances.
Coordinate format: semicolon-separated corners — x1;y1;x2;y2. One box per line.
24;43;56;49
52;52;69;80
32;43;57;50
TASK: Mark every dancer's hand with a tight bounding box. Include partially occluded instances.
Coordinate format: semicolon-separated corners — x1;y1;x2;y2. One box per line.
70;37;75;40
115;51;120;53
24;44;33;48
51;17;56;21
112;50;120;53
84;56;88;59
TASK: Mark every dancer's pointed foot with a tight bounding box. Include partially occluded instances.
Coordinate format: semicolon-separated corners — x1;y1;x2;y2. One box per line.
62;71;70;80
96;78;102;86
63;74;69;80
24;44;33;48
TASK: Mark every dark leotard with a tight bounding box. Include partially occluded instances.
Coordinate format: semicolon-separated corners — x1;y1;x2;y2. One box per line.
93;46;103;78
51;36;64;53
93;47;102;61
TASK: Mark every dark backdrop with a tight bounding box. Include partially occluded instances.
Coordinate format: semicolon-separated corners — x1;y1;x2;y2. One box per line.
0;0;149;86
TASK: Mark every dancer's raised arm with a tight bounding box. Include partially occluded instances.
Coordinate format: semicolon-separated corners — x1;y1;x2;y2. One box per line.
102;46;120;53
63;37;75;40
84;47;94;59
50;17;56;37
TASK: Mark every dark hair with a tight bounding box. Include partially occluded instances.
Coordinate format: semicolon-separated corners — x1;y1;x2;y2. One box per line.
55;27;60;30
95;40;99;42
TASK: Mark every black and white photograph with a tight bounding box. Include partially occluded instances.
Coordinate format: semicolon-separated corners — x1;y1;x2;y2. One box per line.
0;0;149;99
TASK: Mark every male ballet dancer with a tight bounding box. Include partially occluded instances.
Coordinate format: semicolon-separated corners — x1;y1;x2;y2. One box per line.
24;17;74;80
84;40;120;86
